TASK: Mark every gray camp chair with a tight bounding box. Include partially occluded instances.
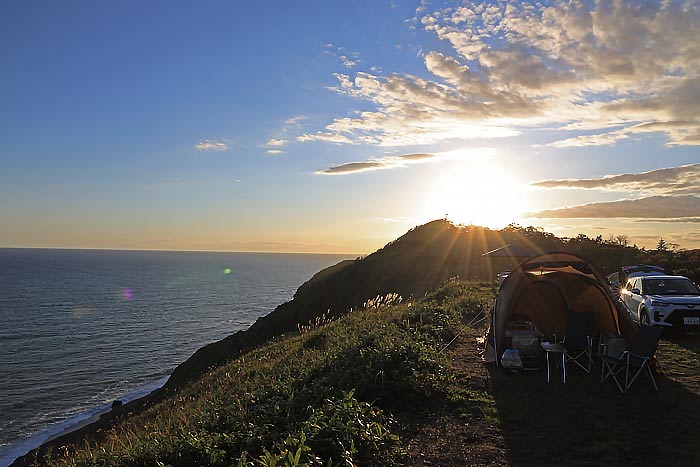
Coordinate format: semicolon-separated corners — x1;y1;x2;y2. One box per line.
600;325;663;394
562;312;593;373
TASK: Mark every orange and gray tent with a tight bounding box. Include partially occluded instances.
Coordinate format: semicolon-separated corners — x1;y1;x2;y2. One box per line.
484;252;638;364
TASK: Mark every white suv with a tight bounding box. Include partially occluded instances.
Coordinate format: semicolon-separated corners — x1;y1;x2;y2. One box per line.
621;275;700;329
608;265;666;298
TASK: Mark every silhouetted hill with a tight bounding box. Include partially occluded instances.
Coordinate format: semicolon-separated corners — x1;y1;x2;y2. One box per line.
167;219;475;387
167;219;700;388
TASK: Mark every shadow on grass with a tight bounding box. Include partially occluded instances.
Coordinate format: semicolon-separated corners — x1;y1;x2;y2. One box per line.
487;360;700;467
665;332;700;353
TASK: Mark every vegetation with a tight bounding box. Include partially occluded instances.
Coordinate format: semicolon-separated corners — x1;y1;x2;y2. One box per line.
30;281;491;467
168;220;700;389
24;277;700;467
19;220;700;466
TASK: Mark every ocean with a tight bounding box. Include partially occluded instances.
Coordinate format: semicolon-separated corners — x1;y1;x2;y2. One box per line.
0;248;350;466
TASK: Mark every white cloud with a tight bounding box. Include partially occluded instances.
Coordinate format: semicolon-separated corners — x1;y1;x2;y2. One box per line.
530;195;700;219
339;55;356;69
548;120;700;148
530;163;700;221
194;140;229;152
284;115;307;127
298;132;354;144
532;164;700;196
325;45;361;70
547;130;629;148
265;138;288;147
261;117;308;154
316;148;494;175
301;1;700;147
634;218;700;224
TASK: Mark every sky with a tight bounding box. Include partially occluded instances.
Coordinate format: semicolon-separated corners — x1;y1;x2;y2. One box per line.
1;0;699;254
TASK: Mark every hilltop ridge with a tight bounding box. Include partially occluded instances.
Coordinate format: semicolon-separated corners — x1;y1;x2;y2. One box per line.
168;218;700;389
167;219;472;387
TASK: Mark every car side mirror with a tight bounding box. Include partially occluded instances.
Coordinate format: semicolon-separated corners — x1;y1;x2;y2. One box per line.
631;288;640;295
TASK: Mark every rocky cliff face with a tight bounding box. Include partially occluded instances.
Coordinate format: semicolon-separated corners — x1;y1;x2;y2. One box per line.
166;219;473;388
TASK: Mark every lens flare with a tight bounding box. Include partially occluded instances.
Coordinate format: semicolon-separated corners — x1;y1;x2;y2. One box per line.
123;288;134;302
224;268;232;274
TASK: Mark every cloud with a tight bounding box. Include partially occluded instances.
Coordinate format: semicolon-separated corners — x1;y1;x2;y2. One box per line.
530;195;700;219
194;140;229;152
265;138;287;147
261;117;308;154
339;55;357;69
300;1;700;147
633;218;700;224
315;149;492;175
298;132;354;144
548;120;700;148
261;138;287;154
318;161;389;175
284;115;307;127
324;45;360;70
532;164;700;196
547;130;629;148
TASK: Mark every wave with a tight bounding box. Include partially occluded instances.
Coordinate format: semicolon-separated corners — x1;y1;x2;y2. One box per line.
0;376;169;467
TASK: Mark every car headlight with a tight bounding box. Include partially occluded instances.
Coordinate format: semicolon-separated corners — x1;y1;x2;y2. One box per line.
651;300;669;307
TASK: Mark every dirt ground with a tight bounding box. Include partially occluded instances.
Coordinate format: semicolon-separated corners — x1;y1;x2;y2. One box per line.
405;325;700;467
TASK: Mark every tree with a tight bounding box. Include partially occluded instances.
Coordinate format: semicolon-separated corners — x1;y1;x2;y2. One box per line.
657;238;668;252
615;235;629;247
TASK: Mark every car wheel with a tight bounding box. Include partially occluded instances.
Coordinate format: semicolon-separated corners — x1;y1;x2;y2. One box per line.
640;309;650;326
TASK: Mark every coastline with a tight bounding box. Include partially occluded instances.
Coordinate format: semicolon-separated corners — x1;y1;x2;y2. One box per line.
2;376;169;467
4;255;355;467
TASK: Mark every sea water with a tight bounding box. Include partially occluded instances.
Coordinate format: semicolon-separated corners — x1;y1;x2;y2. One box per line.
0;249;350;466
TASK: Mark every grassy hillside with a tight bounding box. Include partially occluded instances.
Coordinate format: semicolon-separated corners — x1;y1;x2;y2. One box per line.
167;220;700;389
20;279;700;467
166;220;479;388
27;281;491;467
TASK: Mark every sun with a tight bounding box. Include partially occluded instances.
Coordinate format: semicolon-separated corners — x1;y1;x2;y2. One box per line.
421;159;528;229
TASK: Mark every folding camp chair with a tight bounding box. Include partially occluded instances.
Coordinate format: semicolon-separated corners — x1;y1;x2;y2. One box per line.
600;325;663;394
562;312;593;373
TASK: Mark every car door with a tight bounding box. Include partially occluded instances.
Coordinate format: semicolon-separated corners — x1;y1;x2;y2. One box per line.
621;279;634;311
629;278;644;317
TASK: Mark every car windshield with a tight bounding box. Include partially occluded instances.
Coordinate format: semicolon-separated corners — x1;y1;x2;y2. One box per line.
644;278;700;296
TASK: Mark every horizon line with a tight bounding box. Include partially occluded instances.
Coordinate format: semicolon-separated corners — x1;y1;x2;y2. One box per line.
0;246;363;256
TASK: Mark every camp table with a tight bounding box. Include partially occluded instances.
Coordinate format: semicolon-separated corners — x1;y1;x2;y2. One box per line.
541;342;566;383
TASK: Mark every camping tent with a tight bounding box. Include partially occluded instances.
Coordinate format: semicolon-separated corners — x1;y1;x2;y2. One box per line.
484;252;638;364
482;243;541;285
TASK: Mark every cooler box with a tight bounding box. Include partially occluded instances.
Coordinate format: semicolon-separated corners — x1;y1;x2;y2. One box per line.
512;334;541;361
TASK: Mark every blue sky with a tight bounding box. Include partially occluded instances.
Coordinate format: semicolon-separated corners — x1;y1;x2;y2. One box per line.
2;1;699;253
